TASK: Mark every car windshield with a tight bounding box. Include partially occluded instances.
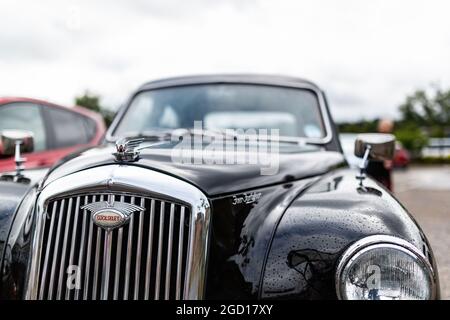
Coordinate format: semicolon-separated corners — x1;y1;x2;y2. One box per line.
113;84;326;141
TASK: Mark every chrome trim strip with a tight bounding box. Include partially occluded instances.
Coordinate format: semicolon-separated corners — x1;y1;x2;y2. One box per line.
26;165;211;300
335;235;437;300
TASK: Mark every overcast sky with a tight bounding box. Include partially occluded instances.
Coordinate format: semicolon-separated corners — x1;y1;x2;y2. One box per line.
1;0;450;122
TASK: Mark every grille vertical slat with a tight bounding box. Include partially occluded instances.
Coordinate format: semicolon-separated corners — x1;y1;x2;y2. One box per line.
100;194;114;300
176;206;185;300
34;193;192;300
165;203;175;300
184;210;195;298
92;195;105;299
92;226;103;299
65;196;81;300
48;199;65;299
38;202;58;299
83;196;96;300
154;201;165;300
75;196;89;300
113;195;125;300
123;196;135;300
144;199;155;300
101;230;113;300
56;198;73;300
134;198;145;299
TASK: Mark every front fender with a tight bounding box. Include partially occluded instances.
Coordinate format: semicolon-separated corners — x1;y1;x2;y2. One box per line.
261;168;439;299
0;182;38;299
0;181;31;267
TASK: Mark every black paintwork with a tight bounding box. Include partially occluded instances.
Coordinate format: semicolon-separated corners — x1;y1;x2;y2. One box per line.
261;170;439;299
0;182;30;263
40;144;345;196
0;169;46;299
0;74;440;299
204;169;439;299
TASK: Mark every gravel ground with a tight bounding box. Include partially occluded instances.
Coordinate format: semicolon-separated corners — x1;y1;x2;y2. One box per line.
393;166;450;300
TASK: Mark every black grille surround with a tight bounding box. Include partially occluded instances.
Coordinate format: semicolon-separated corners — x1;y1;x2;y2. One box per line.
35;193;191;300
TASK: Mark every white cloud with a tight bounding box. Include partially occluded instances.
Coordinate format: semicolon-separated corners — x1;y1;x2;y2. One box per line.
1;0;450;121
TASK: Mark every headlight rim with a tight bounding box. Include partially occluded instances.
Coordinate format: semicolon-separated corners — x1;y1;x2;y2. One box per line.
335;235;436;300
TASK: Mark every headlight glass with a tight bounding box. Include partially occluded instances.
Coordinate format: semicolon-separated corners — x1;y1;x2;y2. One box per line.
337;240;434;300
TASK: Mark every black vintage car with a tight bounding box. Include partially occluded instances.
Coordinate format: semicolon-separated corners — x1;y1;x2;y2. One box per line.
0;74;440;300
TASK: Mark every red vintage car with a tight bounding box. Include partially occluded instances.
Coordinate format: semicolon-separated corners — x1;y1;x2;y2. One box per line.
0;97;106;172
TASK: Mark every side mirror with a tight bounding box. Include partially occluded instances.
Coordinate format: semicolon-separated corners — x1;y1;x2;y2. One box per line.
0;130;35;157
354;133;395;161
353;133;395;188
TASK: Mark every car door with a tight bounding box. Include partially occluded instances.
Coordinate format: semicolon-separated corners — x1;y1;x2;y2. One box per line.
0;102;50;172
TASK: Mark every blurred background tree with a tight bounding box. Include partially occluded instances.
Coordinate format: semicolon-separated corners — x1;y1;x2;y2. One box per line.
75;91;115;127
338;85;450;158
394;123;428;157
338;119;379;133
398;88;450;135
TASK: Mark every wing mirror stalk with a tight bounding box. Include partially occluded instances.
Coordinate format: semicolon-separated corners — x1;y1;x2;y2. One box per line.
354;133;395;188
0;130;35;182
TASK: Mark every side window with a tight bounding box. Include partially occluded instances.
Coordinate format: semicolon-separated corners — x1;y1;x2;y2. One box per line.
0;103;47;151
45;107;90;148
82;117;97;141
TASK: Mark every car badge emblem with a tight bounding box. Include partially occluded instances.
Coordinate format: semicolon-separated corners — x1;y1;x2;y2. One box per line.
81;198;144;230
113;137;144;162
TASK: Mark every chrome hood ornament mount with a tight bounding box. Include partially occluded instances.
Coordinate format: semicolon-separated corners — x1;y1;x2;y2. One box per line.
113;137;144;162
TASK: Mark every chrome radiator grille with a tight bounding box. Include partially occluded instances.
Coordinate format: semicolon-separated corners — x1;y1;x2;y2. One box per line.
35;193;191;300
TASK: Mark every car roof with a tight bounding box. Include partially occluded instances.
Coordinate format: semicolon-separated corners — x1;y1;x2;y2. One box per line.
0;96;103;122
138;74;323;91
0;96;58;106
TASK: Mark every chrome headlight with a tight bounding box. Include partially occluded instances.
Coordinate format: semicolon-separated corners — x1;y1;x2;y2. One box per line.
336;235;436;300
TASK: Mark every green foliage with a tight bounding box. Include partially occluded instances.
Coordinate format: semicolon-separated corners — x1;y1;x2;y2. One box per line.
338;119;378;133
398;87;450;135
75;91;115;127
429;125;446;138
75;91;101;113
394;123;428;156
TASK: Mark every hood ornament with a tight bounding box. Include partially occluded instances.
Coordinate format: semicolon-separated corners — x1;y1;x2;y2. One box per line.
113;137;144;162
81;197;144;230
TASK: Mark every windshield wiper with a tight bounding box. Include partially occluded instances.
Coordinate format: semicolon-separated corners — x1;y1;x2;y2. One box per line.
121;130;173;141
119;128;322;147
